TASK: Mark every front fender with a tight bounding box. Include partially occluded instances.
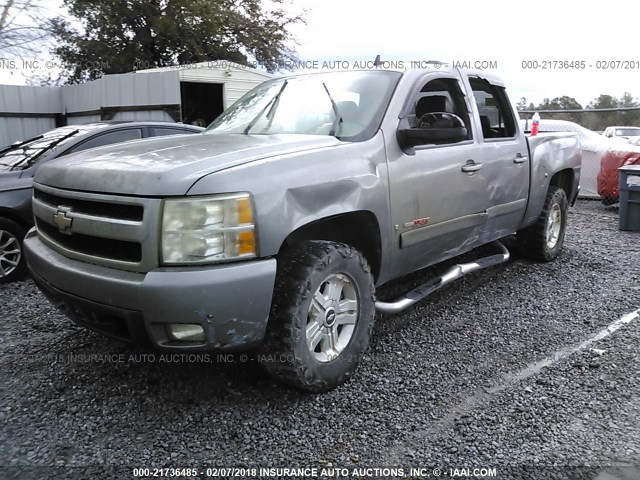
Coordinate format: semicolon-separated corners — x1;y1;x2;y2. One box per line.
186;131;394;282
0;185;34;227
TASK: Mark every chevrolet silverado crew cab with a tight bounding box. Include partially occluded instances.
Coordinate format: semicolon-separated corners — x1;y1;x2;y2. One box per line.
25;68;581;392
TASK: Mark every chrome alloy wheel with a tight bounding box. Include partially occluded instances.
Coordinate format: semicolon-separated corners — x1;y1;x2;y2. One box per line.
306;273;359;363
0;229;21;278
546;203;562;249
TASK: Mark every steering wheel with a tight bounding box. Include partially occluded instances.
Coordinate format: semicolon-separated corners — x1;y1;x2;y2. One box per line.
417;113;439;127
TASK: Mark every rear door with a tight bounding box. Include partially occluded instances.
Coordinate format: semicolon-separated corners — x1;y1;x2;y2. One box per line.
464;76;529;241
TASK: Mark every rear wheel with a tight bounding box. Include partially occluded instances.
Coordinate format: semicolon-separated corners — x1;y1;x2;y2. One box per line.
260;240;375;392
516;186;568;262
0;218;27;284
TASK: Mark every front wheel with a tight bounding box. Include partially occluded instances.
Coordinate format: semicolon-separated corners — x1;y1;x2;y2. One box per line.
260;240;375;392
0;218;27;284
516;186;568;262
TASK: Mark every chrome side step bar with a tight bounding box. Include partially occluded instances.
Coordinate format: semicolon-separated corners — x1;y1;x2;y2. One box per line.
374;241;510;314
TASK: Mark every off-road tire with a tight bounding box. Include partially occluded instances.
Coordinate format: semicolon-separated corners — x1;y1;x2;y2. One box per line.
260;240;375;392
516;186;568;262
0;218;27;284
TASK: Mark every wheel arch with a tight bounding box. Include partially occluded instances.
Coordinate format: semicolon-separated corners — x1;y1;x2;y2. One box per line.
0;209;31;232
549;168;577;204
521;167;579;228
279;210;383;282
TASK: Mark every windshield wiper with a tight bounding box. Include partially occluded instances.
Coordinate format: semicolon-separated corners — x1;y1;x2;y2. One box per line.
322;82;343;137
11;130;79;170
0;135;44;157
243;80;289;135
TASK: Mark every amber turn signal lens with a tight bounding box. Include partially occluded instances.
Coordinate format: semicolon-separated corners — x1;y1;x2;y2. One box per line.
237;197;254;224
238;231;256;255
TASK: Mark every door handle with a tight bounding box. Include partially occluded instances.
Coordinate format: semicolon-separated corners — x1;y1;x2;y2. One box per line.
513;153;526;164
461;161;483;173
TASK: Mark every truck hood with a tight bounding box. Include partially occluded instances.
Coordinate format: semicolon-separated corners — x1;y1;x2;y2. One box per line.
34;133;340;196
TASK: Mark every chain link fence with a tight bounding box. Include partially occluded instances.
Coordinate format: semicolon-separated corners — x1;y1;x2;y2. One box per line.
519;108;640;205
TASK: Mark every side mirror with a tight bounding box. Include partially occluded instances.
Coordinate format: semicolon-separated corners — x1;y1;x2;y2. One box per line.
397;112;468;147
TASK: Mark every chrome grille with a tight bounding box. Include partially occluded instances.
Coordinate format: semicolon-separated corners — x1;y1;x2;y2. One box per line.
33;189;144;221
32;183;161;272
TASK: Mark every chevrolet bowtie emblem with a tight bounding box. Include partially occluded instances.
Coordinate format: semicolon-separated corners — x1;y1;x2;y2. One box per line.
52;207;73;232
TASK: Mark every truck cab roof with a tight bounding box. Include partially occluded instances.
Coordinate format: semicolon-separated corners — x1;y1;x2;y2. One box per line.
280;66;506;86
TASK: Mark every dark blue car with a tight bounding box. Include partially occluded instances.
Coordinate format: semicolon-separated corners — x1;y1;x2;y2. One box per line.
0;121;203;283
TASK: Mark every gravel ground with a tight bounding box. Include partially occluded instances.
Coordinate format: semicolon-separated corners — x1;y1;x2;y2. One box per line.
1;199;639;480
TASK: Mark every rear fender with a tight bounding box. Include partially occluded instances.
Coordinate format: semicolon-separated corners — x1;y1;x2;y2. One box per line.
521;133;581;227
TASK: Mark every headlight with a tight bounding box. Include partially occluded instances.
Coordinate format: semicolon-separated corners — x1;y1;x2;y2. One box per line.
161;194;256;265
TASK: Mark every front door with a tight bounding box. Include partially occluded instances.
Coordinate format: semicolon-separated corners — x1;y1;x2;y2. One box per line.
386;73;490;278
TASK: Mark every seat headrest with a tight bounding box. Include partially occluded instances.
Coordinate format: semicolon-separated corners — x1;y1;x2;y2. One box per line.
479;115;492;137
416;95;448;118
336;101;359;121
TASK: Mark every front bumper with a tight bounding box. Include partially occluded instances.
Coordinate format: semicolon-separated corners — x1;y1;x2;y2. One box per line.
24;229;277;351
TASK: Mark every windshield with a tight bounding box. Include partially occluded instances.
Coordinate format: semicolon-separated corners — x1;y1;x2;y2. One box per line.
615;128;640;137
205;71;401;141
0;127;85;168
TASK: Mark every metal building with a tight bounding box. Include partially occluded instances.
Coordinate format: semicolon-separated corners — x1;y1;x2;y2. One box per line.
0;62;273;147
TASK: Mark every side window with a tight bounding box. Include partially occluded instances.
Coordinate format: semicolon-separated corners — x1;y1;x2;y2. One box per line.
149;127;194;137
68;129;143;154
409;78;472;144
469;78;516;139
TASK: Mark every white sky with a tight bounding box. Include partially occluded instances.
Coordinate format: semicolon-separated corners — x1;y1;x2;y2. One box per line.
1;0;638;107
286;0;640;107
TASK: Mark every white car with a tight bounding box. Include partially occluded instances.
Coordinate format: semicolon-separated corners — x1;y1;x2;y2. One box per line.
603;126;640;142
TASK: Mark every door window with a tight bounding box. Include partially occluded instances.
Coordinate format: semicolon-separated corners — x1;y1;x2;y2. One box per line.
408;78;472;144
149;127;194;137
469;78;516;139
68;129;143;154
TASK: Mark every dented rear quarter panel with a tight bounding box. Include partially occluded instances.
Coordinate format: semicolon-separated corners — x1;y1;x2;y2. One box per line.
522;133;582;226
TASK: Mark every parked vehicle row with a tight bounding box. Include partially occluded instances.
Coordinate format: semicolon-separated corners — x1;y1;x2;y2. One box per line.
0;122;204;283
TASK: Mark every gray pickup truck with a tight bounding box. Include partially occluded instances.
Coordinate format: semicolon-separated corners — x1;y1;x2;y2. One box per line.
25;67;581;391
